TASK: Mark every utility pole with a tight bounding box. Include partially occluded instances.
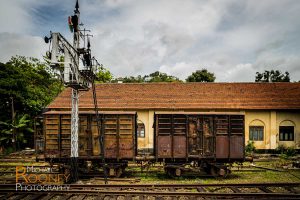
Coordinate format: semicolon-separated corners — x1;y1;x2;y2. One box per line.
10;97;16;152
70;0;80;182
44;0;102;182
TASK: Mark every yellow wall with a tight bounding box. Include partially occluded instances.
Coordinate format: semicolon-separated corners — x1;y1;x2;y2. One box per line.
137;110;300;150
245;111;272;149
137;110;154;150
277;112;300;149
245;111;300;149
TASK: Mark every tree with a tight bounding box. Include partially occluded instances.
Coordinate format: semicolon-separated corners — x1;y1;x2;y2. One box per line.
145;71;181;82
113;71;181;83
0;114;33;152
255;70;290;82
121;75;144;83
186;69;216;82
95;66;113;83
0;56;63;150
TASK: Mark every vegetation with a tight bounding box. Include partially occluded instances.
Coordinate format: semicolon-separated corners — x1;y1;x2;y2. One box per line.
0;114;33;154
111;162;300;184
113;71;181;83
96;65;113;83
275;145;297;159
245;140;256;155
255;70;290;82
113;69;217;83
186;69;216;82
0;56;63;153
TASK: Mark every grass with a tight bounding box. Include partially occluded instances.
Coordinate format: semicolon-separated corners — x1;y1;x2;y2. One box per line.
1;159;299;185
123;161;300;184
127;170;300;184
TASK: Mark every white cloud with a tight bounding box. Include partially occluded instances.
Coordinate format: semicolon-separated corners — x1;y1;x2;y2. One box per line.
0;1;32;34
0;0;299;81
0;33;47;62
220;63;254;82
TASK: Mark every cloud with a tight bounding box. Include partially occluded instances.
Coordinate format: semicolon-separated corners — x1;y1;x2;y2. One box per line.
0;1;33;34
0;33;47;62
0;0;299;81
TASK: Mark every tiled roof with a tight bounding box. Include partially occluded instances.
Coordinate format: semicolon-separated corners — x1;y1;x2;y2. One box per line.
47;82;300;110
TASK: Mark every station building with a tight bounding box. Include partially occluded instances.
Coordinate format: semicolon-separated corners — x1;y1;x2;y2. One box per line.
46;82;300;151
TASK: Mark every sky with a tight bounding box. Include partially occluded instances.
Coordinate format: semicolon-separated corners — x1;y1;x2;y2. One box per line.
0;0;300;82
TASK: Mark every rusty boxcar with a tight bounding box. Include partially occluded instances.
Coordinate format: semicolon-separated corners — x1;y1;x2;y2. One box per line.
154;112;245;176
42;111;137;177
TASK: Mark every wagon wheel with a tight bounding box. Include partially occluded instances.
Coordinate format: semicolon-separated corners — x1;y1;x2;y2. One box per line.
221;168;230;178
166;168;176;178
210;166;219;177
103;167;110;178
116;167;123;178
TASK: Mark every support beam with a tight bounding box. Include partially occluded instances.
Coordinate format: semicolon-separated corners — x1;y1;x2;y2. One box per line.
71;88;79;182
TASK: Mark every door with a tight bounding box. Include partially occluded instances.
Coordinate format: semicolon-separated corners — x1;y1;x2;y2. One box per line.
156;114;187;159
187;115;215;158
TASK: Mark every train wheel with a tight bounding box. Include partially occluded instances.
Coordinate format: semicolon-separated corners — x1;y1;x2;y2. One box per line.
166;168;176;177
175;168;181;177
220;168;230;178
210;166;218;177
116;167;123;178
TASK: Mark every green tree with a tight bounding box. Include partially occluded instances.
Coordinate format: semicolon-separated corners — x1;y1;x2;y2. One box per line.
186;69;216;82
255;70;290;82
95;66;113;83
113;71;181;83
145;71;181;82
121;75;144;83
0;114;33;152
0;56;63;150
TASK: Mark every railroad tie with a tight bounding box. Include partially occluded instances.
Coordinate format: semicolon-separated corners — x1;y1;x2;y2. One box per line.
258;186;273;193
73;194;86;200
56;194;73;200
25;193;46;200
39;194;56;200
229;186;241;193
284;186;298;193
11;193;28;200
196;187;207;193
0;192;16;200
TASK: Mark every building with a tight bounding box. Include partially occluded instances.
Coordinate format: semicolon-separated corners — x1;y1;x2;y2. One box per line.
46;82;300;151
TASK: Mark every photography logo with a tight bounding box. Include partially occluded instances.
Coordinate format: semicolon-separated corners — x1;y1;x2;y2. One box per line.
15;166;70;191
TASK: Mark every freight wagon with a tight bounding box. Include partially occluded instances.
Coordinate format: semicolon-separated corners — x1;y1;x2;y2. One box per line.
154;112;245;177
42;111;137;177
37;111;246;178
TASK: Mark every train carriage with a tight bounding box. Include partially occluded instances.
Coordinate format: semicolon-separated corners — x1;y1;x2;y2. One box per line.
42;111;137;177
154;112;245;176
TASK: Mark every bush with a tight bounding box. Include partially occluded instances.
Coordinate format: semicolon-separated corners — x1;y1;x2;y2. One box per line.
245;140;256;155
285;147;296;157
276;145;296;158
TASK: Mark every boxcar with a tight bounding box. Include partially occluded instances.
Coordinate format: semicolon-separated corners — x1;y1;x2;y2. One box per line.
42;111;137;177
154;112;245;176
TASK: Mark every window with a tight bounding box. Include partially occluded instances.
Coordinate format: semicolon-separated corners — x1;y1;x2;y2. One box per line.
279;126;294;141
137;123;145;138
249;126;264;141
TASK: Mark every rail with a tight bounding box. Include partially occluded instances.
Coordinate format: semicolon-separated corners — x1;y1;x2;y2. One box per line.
0;183;299;199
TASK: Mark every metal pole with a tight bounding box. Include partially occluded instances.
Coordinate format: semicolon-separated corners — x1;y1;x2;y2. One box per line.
70;0;80;182
71;89;79;158
71;88;79;182
10;97;16;151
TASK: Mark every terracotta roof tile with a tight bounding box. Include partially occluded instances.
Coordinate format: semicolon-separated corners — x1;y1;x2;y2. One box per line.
47;82;300;110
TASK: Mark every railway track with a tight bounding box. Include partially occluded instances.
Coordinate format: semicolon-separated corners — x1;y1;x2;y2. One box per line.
0;182;299;199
